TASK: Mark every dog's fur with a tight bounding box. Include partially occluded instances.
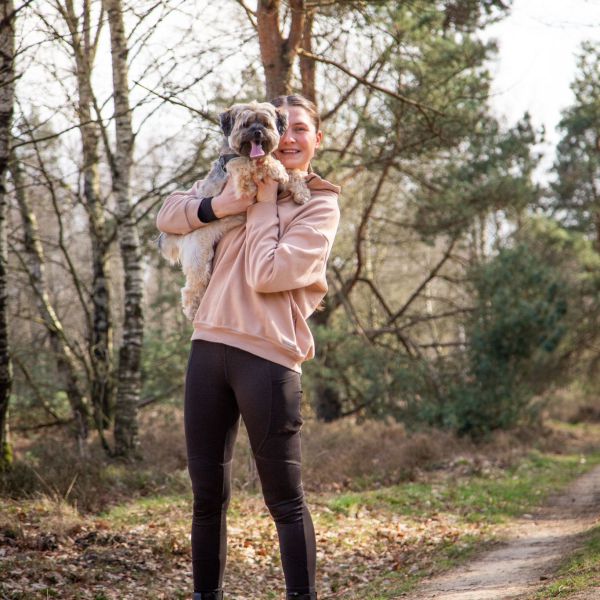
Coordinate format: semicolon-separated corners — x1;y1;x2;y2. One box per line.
158;101;311;320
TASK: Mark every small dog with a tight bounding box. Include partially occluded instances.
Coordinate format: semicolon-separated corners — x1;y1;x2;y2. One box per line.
158;101;311;320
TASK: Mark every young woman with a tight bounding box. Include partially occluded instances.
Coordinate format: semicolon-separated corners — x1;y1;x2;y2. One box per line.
156;94;340;600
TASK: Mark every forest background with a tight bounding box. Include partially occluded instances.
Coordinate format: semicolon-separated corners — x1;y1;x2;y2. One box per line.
2;0;600;598
0;0;599;490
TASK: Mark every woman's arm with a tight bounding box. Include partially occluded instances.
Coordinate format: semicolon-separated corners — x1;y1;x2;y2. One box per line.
156;178;255;234
244;189;340;294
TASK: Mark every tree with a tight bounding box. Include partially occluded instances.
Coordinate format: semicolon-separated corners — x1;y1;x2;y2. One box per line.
103;0;144;459
234;0;535;422
15;0;117;453
5;0;553;445
256;0;306;98
424;217;600;436
55;0;114;434
7;0;230;454
548;42;600;251
293;0;534;420
0;0;16;468
11;154;90;453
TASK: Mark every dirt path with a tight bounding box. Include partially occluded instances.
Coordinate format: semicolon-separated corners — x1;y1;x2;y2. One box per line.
408;464;600;600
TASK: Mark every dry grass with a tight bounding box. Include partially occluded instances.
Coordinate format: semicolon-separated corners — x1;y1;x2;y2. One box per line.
2;427;599;599
301;419;457;491
2;406;587;514
2;411;600;599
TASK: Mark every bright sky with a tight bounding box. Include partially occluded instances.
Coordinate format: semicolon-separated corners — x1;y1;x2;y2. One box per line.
484;0;600;167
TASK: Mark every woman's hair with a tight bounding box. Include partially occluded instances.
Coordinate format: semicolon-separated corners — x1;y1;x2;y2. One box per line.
269;94;321;132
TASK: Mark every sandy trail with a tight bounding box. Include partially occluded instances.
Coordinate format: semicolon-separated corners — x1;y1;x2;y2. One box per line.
408;464;600;600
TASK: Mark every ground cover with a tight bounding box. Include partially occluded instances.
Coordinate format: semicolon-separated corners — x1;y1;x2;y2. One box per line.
1;427;599;600
524;525;600;599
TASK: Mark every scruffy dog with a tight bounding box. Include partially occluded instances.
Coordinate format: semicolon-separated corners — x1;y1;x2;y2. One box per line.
158;101;311;320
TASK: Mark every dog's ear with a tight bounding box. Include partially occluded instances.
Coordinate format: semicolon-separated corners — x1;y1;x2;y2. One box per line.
275;109;288;136
219;109;233;137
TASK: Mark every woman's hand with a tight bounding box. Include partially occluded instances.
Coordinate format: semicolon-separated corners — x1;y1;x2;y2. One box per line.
211;178;255;218
254;174;279;204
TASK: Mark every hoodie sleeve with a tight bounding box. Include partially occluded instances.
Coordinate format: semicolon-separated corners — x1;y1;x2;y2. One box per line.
156;180;208;234
244;191;340;294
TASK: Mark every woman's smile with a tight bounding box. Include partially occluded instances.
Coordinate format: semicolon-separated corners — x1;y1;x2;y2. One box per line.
274;106;323;172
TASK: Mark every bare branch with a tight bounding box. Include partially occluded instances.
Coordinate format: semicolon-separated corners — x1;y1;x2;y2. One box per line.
235;0;257;29
297;47;444;118
387;235;460;326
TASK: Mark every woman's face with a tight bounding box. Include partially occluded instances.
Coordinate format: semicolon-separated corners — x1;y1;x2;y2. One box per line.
274;106;323;172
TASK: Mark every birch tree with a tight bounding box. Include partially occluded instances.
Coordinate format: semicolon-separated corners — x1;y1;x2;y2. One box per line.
103;0;143;458
9;0;225;452
0;0;16;469
53;0;114;434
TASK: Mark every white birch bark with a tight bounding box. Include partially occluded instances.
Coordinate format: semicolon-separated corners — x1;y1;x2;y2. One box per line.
103;0;143;458
0;0;15;468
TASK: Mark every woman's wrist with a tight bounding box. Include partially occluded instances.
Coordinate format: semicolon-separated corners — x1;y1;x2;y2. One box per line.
211;193;228;218
210;189;256;217
255;178;279;204
256;191;277;204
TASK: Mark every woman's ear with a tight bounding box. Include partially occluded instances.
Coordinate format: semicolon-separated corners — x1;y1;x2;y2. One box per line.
314;129;323;149
219;110;233;137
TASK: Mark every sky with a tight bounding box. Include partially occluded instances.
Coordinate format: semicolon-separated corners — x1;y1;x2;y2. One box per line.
484;0;600;173
17;0;599;184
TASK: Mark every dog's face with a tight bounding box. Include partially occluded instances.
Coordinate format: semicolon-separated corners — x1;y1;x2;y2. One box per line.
219;101;288;159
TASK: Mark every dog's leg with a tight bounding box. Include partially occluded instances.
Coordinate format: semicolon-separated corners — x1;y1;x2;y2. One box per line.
263;156;290;185
228;158;257;199
260;157;309;205
179;234;215;320
181;270;209;321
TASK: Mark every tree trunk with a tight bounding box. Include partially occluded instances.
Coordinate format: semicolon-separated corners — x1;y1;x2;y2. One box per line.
0;0;15;469
61;0;115;435
299;9;316;103
104;0;143;459
11;157;90;454
256;0;305;99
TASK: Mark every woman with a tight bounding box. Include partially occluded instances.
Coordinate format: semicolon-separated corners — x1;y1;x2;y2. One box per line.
156;94;340;600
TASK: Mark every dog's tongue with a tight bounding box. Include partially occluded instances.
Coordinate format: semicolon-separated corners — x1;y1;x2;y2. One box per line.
250;140;265;158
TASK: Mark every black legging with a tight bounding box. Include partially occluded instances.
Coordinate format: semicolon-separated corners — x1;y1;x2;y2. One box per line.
184;339;316;594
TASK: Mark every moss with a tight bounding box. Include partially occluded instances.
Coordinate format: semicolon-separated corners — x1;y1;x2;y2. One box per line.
0;441;13;471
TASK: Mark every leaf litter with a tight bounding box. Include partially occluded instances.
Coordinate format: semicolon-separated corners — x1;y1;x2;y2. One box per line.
0;490;490;599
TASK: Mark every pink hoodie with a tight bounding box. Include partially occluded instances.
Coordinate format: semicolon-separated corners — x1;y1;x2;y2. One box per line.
156;173;341;373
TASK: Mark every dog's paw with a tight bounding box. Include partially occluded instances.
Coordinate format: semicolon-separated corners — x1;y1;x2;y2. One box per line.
264;158;289;184
183;305;197;321
181;287;200;321
294;188;311;204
